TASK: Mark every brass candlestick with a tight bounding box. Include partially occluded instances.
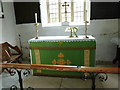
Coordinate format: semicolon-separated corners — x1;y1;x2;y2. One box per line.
84;21;89;38
34;23;39;39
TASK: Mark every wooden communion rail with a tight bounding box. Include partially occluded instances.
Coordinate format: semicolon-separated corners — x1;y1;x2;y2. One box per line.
0;63;120;90
0;63;119;74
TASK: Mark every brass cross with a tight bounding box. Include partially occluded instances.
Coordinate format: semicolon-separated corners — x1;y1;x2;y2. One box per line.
62;2;69;22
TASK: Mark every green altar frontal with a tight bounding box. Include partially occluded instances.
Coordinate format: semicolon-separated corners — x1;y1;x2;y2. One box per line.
28;35;96;77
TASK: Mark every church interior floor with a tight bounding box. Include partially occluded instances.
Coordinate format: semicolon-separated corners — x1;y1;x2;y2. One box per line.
0;60;119;89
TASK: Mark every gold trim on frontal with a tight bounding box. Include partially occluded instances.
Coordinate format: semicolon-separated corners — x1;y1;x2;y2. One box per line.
30;47;96;50
58;42;63;46
52;52;72;65
34;50;41;72
84;50;90;66
84;50;90;76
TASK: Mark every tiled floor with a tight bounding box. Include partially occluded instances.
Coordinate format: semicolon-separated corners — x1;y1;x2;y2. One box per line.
23;73;118;89
0;61;119;89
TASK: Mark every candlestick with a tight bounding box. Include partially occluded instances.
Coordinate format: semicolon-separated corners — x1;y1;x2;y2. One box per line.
34;13;39;39
35;23;39;39
85;21;89;38
35;13;37;24
84;0;87;21
84;0;89;39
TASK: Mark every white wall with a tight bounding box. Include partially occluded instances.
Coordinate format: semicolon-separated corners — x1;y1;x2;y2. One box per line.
90;19;118;61
16;19;118;61
0;19;2;43
0;2;17;45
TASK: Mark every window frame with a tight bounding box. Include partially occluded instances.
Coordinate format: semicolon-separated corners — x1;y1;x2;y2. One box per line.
0;1;4;18
40;0;90;27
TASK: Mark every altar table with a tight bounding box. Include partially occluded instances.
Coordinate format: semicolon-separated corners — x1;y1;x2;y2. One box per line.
28;35;96;77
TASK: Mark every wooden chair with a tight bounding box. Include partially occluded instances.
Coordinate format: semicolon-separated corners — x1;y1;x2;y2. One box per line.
0;42;22;74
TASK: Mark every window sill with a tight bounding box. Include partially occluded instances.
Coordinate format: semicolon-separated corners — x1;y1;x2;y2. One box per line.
42;22;90;27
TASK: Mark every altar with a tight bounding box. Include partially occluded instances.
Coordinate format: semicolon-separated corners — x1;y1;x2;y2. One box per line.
28;35;96;77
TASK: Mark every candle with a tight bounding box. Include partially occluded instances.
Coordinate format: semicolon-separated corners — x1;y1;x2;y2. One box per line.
84;0;87;21
35;13;37;23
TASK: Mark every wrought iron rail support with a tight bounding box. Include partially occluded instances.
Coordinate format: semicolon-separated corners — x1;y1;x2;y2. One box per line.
9;69;108;90
9;69;33;90
91;73;108;90
92;74;96;90
16;69;24;90
80;72;108;90
1;63;115;90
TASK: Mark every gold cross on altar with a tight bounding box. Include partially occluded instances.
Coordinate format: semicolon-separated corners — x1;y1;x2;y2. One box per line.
62;2;69;22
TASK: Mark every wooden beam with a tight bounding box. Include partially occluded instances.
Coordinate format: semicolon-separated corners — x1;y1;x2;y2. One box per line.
0;63;119;74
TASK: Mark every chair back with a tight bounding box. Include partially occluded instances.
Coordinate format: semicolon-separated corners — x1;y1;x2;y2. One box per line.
0;42;11;62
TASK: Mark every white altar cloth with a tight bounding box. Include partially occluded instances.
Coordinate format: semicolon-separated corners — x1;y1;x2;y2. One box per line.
28;35;95;42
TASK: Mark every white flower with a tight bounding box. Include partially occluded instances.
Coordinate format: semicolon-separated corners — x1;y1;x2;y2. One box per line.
65;27;71;32
65;27;78;32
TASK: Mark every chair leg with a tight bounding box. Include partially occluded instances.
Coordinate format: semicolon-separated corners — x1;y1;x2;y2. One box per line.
16;57;22;63
17;60;22;63
0;68;4;74
5;68;12;75
0;68;10;74
0;68;13;75
2;68;5;72
12;59;22;64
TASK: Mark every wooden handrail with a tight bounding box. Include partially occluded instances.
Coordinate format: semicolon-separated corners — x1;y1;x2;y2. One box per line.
0;63;119;74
